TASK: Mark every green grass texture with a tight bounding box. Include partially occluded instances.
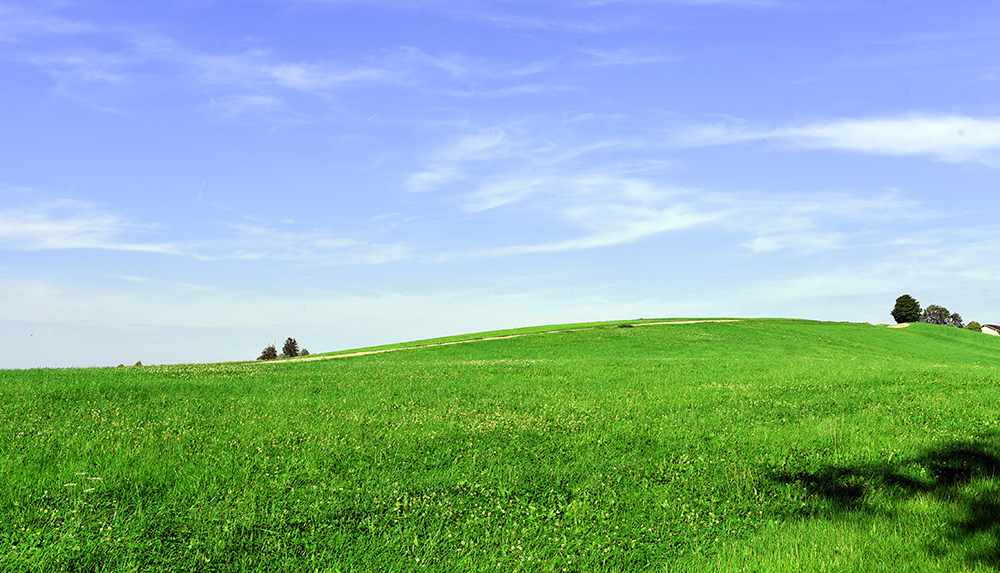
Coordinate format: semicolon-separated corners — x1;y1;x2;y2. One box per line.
3;318;1000;572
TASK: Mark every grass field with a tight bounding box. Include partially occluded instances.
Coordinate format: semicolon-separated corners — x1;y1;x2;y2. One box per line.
3;318;1000;571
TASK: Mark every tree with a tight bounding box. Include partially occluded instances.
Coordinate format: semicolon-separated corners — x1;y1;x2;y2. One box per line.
948;312;964;329
891;294;922;324
921;305;951;326
282;337;300;358
258;344;278;360
966;321;982;332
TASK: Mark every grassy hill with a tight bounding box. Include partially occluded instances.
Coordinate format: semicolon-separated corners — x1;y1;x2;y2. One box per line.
3;319;1000;571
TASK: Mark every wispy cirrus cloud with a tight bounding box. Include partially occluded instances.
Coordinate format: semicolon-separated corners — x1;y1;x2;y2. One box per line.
6;9;563;119
0;199;179;253
0;198;409;265
272;0;635;32
779;116;1000;164
461;192;726;258
452;9;630;33
192;50;401;92
409;119;940;259
277;0;793;32
190;222;411;265
673;115;1000;165
407;124;626;196
0;3;98;42
575;47;679;66
724;190;931;254
586;0;812;7
207;93;287;118
3;2;688;121
452;182;929;259
407;124;729;256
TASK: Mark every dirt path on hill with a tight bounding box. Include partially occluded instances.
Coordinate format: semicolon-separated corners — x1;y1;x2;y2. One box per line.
275;319;742;364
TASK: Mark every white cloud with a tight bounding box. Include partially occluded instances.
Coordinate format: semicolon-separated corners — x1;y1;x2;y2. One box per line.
7;6;571;120
193;51;399;92
463;178;545;212
455;184;930;258
446;174;730;257
453;10;626;33
575;47;679;66
409;122;937;259
674;114;1000;165
28;50;131;85
725;190;931;253
207;93;285;117
192;222;412;265
407;126;515;191
438;83;577;98
750;234;1000;306
0;199;178;253
0;198;409;265
467;205;722;256
408;125;737;255
780;116;1000;164
587;0;799;7
0;4;97;42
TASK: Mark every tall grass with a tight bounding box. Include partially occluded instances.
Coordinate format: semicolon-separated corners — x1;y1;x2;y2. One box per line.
2;319;1000;571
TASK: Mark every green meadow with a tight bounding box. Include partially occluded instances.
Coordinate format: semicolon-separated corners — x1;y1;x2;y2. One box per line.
3;319;1000;572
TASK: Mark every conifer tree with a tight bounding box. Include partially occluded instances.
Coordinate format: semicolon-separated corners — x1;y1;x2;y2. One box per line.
258;344;278;360
282;337;300;358
891;294;921;324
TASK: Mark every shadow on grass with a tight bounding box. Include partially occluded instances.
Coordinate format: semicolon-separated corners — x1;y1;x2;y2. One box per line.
770;439;1000;568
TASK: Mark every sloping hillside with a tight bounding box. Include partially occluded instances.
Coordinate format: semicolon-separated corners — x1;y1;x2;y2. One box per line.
3;319;1000;571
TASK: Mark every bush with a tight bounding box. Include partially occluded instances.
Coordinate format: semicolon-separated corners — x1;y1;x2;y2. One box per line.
966;321;982;332
891;294;922;323
282;337;300;358
300;349;310;356
258;344;278;361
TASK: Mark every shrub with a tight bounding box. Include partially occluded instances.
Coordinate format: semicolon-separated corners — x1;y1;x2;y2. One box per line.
966;321;983;332
258;344;278;361
282;337;300;358
891;294;922;323
300;349;310;356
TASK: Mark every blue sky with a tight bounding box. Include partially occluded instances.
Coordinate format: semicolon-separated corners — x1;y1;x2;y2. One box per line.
3;0;1000;368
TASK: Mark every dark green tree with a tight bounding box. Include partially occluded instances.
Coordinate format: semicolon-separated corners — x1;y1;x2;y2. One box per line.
891;294;922;324
258;344;278;360
921;305;951;325
282;337;300;358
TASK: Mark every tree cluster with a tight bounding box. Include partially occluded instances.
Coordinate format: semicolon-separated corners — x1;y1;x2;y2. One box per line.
922;304;963;328
257;337;309;360
891;294;972;329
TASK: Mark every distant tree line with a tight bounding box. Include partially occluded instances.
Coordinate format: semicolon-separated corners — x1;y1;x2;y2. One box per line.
258;337;310;360
891;294;981;331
